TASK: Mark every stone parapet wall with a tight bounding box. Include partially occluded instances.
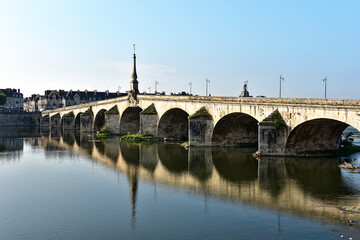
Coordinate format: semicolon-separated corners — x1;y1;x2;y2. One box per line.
138;95;360;107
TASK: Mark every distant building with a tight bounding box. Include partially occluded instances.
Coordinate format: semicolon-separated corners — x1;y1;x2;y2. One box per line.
24;89;126;112
0;88;24;112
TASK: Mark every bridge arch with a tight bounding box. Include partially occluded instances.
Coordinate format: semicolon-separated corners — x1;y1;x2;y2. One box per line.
157;108;189;140
285;118;354;154
212;113;258;146
119;107;143;135
94;109;107;131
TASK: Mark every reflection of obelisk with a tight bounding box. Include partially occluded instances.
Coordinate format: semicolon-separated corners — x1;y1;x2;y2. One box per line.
126;166;139;229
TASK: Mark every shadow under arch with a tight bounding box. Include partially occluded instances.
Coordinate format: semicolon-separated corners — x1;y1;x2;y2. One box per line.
157;108;189;140
94;109;107;131
212;147;258;183
212;113;258;146
119;107;142;135
285;118;352;154
157;143;188;174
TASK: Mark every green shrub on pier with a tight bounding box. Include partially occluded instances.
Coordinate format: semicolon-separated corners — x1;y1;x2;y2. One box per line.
262;109;286;130
81;107;93;116
180;141;189;149
96;126;112;139
118;132;159;142
64;111;74;117
189;107;212;120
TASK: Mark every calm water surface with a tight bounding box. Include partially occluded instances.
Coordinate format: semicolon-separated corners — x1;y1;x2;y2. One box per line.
1;128;360;239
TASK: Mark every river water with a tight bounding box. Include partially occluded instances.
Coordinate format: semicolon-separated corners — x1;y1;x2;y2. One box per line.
1;127;360;239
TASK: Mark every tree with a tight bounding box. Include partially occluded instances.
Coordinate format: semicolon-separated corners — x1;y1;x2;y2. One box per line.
0;93;7;106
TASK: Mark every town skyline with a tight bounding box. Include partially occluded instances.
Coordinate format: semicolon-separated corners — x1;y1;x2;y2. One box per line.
1;1;359;98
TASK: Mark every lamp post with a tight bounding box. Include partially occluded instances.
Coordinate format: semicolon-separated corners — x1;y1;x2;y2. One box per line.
155;81;159;93
323;77;327;99
279;75;284;98
189;82;192;95
206;78;210;96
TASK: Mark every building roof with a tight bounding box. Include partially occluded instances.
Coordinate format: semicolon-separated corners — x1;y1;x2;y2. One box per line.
25;89;126;102
0;88;23;97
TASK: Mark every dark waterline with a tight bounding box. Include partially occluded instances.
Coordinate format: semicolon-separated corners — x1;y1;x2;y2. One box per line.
1;127;360;239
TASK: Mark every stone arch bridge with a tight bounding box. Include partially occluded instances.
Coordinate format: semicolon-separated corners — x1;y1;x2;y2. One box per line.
41;95;360;156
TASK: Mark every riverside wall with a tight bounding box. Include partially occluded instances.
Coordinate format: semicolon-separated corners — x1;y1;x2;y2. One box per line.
0;112;41;126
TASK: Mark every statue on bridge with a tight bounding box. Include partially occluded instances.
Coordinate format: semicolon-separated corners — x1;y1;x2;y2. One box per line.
240;81;251;97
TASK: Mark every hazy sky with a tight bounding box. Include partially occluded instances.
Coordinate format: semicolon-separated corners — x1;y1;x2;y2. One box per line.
0;0;359;98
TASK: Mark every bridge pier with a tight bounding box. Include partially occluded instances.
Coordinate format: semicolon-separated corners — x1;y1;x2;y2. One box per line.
139;104;158;136
80;114;94;132
40;115;50;128
258;122;288;156
105;107;120;133
188;107;213;146
62;115;75;130
188;118;213;146
50;114;61;128
140;114;158;136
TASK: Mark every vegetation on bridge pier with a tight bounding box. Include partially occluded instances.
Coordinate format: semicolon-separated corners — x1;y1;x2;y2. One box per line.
118;132;160;143
96;126;113;139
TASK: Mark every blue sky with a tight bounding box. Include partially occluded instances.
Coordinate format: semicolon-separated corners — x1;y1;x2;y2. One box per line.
0;0;359;98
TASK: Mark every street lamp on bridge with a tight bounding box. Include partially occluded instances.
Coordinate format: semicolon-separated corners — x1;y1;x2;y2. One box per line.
323;77;327;99
189;82;192;95
206;78;210;96
279;75;284;98
155;81;159;93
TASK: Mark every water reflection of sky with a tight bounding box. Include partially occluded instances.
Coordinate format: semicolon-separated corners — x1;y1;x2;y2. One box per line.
30;133;360;222
2;129;360;239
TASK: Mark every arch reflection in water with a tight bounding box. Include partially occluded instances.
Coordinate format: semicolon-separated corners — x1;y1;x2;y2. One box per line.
212;147;258;183
157;143;188;174
120;143;140;166
284;157;357;198
37;133;360;224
